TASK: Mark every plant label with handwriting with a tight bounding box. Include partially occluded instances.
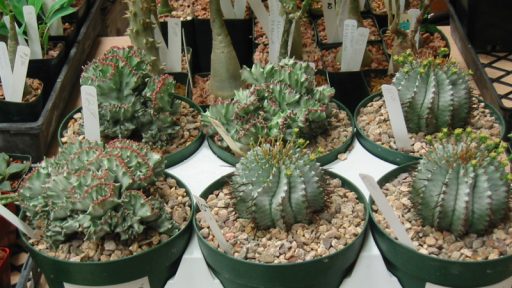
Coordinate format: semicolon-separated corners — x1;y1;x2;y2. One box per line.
248;0;270;35
381;85;411;150
194;195;234;255
321;0;340;42
268;0;284;64
166;18;182;72
23;6;43;59
0;44;31;103
81;86;101;142
340;20;369;71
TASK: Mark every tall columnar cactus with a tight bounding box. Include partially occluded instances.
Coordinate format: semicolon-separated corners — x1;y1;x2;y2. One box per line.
392;51;471;134
232;141;324;230
125;0;162;75
209;0;242;99
80;46;180;148
203;59;334;150
411;129;511;237
18;139;179;247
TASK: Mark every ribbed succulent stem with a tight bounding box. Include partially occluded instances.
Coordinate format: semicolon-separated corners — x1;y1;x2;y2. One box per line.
125;0;162;75
209;0;242;99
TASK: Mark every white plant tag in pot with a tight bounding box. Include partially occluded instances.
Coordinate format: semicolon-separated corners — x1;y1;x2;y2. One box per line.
11;46;31;103
0;204;38;239
81;86;101;142
268;0;284;64
381;84;411;150
341;20;369;72
321;0;340;42
166;18;182;72
359;174;414;248
23;5;43;60
0;42;14;100
234;0;247;19
220;0;236;18
193;195;234;256
248;0;270;35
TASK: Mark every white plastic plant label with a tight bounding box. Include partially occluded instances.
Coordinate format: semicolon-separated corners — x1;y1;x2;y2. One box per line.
381;84;411;150
0;204;38;239
268;0;284;64
43;0;64;36
64;277;150;288
341;20;369;72
11;46;31;103
220;0;236;18
151;15;169;71
23;6;43;59
359;174;415;248
166;18;182;72
248;0;270;35
321;0;340;42
425;276;512;288
234;0;247;19
0;42;14;101
193;195;234;256
408;9;421;48
81;86;101;142
359;0;365;10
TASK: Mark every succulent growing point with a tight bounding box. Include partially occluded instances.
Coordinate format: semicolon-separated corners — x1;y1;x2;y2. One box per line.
204;58;334;151
209;0;242;99
0;153;30;191
411;128;511;237
125;0;162;75
278;0;311;60
19;139;179;247
80;46;180;148
232;140;324;230
392;51;471;134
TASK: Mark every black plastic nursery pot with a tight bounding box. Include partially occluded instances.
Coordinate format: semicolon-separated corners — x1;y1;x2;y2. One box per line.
313;14;382;50
194;170;369;288
57;95;204;168
328;70;370;114
0;90;44;123
21;172;194;288
192;18;253;73
207;100;356;166
371;162;512;288
28;41;67;99
354;93;507;166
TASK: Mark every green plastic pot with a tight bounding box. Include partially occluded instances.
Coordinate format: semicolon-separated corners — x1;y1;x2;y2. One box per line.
194;170;369;288
207;100;356;166
21;172;194;288
355;93;507;165
371;162;512;288
57;95;204;168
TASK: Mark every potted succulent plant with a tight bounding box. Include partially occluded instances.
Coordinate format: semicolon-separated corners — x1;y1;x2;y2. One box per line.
355;51;505;165
371;129;512;287
203;58;355;166
0;152;31;247
58;46;204;167
18;139;194;287
195;140;369;288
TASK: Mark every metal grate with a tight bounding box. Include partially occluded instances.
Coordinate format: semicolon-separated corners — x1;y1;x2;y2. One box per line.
478;52;512;108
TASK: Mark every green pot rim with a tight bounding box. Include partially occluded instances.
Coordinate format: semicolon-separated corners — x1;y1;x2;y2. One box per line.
206;99;356;166
370;162;512;287
354;93;507;166
20;171;194;266
57;95;205;168
193;169;370;267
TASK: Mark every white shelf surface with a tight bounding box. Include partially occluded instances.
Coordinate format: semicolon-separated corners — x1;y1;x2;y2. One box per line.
165;139;403;288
